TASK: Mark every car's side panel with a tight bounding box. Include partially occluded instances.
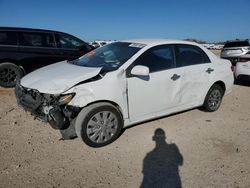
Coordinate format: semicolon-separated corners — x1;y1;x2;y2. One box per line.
177;63;213;107
200;59;233;100
218;60;234;95
197;46;234;96
66;70;129;120
127;68;183;121
16;47;60;73
124;60;233;127
0;45;19;63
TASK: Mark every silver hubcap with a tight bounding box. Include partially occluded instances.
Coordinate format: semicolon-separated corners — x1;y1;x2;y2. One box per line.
208;89;221;111
86;111;118;143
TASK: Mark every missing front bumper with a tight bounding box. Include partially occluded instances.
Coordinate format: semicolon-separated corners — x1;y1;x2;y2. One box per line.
15;83;70;129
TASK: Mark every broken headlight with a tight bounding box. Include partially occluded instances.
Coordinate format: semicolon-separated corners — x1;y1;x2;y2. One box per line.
57;93;75;105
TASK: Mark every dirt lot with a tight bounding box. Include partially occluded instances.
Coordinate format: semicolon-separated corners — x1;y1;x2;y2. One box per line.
1;51;250;187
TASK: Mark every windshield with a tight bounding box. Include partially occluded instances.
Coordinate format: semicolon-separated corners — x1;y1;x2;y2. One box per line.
70;42;144;71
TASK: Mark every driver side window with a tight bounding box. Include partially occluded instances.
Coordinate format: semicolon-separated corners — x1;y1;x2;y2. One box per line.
56;33;83;50
133;45;175;73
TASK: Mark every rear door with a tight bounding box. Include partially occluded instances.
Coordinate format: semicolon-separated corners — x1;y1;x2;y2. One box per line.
0;31;19;61
18;31;59;72
174;44;213;107
127;45;183;121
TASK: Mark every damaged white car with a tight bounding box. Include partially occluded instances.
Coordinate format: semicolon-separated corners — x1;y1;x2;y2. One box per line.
15;39;234;147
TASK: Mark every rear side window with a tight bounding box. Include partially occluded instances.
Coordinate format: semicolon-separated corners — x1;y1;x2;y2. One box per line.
19;32;55;47
224;41;249;48
0;31;17;45
175;44;210;67
133;45;175;73
56;33;84;49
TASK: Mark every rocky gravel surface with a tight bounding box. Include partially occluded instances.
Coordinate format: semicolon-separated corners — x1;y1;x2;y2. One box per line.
0;51;250;187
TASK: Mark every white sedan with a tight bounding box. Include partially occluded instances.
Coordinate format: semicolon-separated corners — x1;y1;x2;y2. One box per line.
15;39;234;147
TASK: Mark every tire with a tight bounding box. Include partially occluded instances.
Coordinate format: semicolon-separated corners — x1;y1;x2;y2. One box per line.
75;102;123;147
203;84;224;112
0;63;23;88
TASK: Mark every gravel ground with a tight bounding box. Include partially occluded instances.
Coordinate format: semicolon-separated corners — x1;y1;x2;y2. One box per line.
0;50;250;188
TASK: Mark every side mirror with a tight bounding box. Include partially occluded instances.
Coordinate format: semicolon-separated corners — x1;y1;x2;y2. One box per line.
131;65;149;77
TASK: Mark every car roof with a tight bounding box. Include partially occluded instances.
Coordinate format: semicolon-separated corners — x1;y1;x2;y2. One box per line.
122;38;198;46
226;39;249;43
0;27;71;35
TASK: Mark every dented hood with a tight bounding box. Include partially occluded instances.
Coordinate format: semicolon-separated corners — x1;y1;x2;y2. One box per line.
20;61;102;94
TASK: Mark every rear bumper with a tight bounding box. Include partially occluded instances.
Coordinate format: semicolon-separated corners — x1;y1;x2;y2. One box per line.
235;63;250;79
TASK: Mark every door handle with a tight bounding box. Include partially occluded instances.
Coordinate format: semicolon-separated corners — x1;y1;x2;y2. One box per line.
171;74;181;81
206;68;214;74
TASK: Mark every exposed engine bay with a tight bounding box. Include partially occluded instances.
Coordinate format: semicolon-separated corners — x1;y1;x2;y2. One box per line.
15;82;79;130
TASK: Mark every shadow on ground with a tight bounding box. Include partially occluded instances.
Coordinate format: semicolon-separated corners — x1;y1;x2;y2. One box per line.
141;128;183;188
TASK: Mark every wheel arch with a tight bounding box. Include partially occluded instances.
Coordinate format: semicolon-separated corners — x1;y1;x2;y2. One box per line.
201;80;226;106
81;100;124;119
0;58;18;64
212;80;226;95
202;81;225;112
0;59;25;75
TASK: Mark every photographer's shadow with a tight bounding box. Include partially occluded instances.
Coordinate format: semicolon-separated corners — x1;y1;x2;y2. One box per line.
141;128;183;188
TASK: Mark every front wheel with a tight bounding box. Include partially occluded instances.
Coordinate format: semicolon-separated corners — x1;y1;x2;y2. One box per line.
0;63;23;88
203;84;224;112
75;102;123;147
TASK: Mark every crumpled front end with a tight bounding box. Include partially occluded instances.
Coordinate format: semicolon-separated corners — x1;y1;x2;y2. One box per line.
15;82;79;130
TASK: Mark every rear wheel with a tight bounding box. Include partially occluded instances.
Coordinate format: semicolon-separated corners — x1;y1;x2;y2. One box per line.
75;102;123;147
203;84;224;112
0;63;23;88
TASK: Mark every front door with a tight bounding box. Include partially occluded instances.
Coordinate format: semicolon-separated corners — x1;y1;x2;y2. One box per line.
126;45;183;121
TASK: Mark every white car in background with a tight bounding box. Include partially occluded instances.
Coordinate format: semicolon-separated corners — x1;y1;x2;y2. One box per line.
15;39;234;147
235;54;250;81
202;43;215;49
213;45;224;50
221;40;250;65
90;40;116;48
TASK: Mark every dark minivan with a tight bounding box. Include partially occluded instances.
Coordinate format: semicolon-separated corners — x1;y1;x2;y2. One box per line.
0;27;94;87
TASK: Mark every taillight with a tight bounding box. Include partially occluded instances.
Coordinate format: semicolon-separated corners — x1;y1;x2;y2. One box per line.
231;66;235;72
238;58;250;63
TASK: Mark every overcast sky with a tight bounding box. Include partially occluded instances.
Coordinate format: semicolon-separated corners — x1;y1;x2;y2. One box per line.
0;0;249;42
